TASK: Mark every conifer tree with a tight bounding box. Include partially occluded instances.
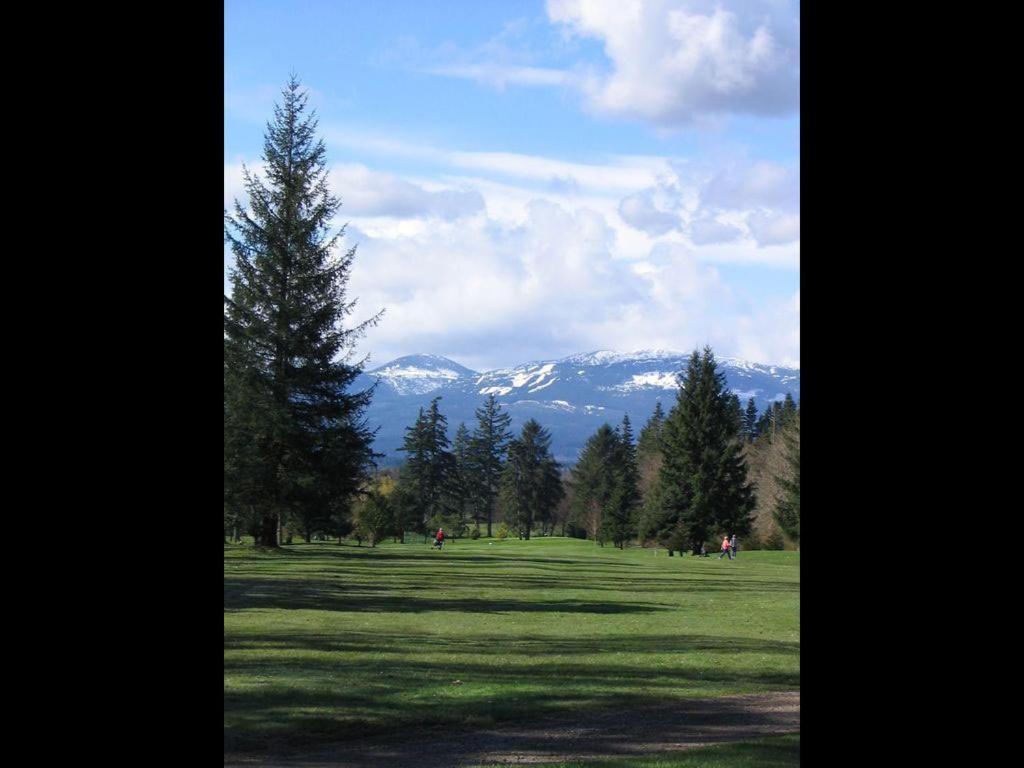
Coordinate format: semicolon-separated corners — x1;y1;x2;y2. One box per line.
655;347;756;554
743;397;759;441
781;392;797;427
773;412;800;544
469;394;513;536
637;401;666;459
223;77;379;547
448;422;473;536
602;415;640;548
568;424;621;542
729;393;744;435
397;397;454;537
499;420;563;540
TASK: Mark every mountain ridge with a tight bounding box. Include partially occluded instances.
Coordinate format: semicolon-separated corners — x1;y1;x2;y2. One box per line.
355;349;799;465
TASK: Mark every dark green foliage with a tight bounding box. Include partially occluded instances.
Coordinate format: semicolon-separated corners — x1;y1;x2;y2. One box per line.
637;400;666;459
396;397;455;537
601;415;640;548
655;347;756;554
568;424;621;542
499;420;564;540
772;412;800;543
729;393;743;435
353;491;393;547
446;423;473;536
223;77;379;547
469;394;513;537
743;397;759;441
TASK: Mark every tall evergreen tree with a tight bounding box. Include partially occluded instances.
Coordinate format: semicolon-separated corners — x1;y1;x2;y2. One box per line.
224;77;379;547
448;422;473;536
568;424;621;542
637;400;666;459
469;394;513;536
499;420;563;540
397;397;454;538
729;394;744;435
772;412;800;544
743;397;759;441
655;347;756;554
781;392;797;427
602;415;640;548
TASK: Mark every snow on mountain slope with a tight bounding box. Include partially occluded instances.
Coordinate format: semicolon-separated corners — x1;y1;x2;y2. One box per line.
356;350;800;464
368;354;478;395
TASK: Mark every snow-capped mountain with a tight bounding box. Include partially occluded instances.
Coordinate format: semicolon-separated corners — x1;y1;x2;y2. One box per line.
354;350;799;466
368;354;478;396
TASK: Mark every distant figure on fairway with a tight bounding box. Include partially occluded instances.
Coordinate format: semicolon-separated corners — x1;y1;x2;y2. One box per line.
730;534;737;558
699;543;708;557
719;535;733;560
433;527;445;550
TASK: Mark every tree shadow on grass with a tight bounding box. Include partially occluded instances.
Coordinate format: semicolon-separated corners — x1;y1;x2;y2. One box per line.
225;660;799;757
224;577;669;614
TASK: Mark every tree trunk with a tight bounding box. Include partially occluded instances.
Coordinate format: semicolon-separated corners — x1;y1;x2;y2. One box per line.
255;512;279;547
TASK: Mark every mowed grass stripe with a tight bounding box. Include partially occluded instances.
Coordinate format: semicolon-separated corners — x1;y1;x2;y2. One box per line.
224;537;798;753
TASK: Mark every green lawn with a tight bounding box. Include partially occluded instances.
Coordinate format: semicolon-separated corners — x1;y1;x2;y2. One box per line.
471;734;800;768
224;537;799;754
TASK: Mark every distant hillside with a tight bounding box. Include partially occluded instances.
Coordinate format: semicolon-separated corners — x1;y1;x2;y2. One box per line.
354;350;800;466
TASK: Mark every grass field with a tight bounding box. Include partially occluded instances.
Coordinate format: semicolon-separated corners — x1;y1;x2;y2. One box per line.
224;536;799;755
471;734;801;768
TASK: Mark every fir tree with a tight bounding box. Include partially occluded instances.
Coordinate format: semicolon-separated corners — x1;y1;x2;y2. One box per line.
781;392;797;427
655;347;756;554
223;77;379;547
743;397;759;441
568;424;621;542
469;394;513;536
772;412;800;544
499;420;563;540
602;415;640;548
447;422;473;536
397;397;454;538
637;400;666;459
729;393;744;435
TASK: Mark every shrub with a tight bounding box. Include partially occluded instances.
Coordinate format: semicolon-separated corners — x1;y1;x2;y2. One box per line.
470;528;481;540
496;522;510;539
763;524;785;550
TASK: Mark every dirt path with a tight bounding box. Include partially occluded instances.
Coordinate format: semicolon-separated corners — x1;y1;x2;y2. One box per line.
225;691;800;767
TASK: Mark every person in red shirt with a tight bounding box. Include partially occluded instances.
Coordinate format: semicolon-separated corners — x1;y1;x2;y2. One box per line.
719;535;732;560
434;527;445;549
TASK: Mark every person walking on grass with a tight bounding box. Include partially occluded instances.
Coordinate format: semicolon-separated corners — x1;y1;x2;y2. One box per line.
719;535;732;560
434;527;445;550
730;534;737;558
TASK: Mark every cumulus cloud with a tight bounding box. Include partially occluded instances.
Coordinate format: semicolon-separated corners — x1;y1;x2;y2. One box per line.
618;187;681;235
747;211;800;246
700;160;798;211
546;0;799;125
343;196;797;369
689;215;743;244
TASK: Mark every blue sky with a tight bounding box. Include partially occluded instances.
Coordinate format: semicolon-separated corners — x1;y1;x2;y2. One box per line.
225;0;800;371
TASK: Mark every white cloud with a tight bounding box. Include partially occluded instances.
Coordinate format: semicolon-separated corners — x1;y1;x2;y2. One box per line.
224;161;483;221
618;187;681;235
689;215;743;244
427;64;576;89
329;164;484;220
701;160;798;211
546;0;799;125
747;211;800;246
343;198;797;369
